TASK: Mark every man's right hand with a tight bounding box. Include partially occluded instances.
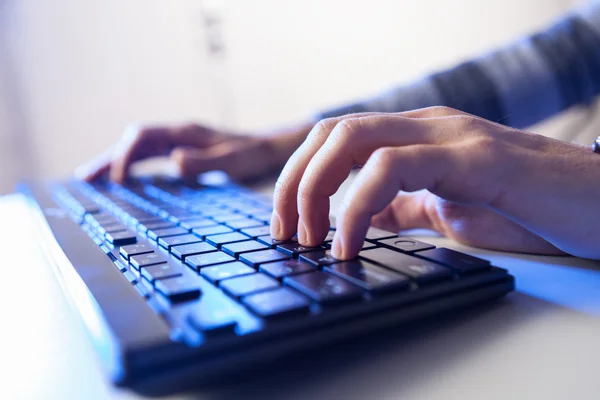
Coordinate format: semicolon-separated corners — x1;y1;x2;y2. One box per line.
77;122;313;183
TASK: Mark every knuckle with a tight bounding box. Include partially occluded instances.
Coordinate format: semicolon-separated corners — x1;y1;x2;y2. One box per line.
370;147;397;169
430;105;457;115
329;118;361;145
453;115;485;131
273;174;294;205
307;118;338;141
473;135;499;151
298;178;313;203
465;131;501;158
297;178;315;204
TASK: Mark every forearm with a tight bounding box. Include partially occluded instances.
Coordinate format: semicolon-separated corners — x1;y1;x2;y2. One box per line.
319;2;600;129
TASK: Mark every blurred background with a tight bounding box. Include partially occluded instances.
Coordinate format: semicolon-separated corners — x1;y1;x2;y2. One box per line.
1;0;599;194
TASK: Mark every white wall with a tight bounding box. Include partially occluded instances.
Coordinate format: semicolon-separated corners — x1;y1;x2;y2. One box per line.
1;0;583;193
222;0;579;129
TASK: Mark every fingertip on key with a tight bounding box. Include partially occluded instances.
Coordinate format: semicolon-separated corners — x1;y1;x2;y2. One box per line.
270;212;282;239
331;233;345;259
297;219;309;245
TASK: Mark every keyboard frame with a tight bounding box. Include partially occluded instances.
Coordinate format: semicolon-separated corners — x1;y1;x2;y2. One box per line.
21;181;515;394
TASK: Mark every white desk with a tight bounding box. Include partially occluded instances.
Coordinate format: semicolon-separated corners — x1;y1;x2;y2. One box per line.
3;183;600;400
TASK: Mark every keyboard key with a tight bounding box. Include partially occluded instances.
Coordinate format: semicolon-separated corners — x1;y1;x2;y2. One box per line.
415;248;490;274
138;220;175;233
123;269;138;284
158;233;201;250
136;277;155;295
171;242;217;260
210;212;246;223
179;218;217;230
130;252;167;270
163;208;195;219
129;214;159;224
105;230;137;246
325;260;410;293
298;250;343;266
191;204;226;216
243;287;310;319
147;226;189;241
284;271;364;304
119;243;153;260
98;222;128;235
240;225;271;238
360;248;453;283
113;260;128;272
138;210;163;220
155;275;202;302
205;232;250;248
86;213;117;225
276;242;327;257
186;252;236;270
225;218;264;230
222;240;269;257
323;230;336;242
239;206;268;216
174;214;204;222
192;225;234;238
141;263;185;283
259;259;315;279
361;241;377;250
187;302;239;335
251;211;273;224
239;249;291;267
133;282;152;298
365;227;398;241
201;262;256;283
256;235;295;248
220;273;280;298
378;237;435;253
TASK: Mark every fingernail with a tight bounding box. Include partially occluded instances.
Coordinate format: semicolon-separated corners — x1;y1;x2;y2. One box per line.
331;233;344;259
298;220;310;245
270;212;282;239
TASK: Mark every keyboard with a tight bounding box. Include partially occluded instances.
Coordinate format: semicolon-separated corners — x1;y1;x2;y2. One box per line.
21;178;514;392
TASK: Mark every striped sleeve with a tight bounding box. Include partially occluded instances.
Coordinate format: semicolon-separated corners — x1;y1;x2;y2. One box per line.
318;1;600;129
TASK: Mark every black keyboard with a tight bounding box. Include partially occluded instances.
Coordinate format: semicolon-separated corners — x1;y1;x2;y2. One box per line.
21;178;514;392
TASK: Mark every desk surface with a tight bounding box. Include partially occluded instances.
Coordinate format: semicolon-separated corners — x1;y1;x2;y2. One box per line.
3;181;600;400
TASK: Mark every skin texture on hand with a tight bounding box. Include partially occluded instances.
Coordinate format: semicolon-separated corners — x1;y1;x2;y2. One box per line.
270;106;600;260
77;121;314;184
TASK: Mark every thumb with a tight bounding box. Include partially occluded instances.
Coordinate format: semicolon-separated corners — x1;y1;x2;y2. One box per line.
370;190;437;232
372;191;565;254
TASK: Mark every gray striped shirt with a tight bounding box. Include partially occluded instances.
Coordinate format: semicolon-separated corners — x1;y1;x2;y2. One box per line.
319;1;600;129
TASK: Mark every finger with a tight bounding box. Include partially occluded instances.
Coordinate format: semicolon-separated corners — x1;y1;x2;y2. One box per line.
370;191;435;232
295;114;458;247
379;193;564;254
110;123;218;183
170;141;254;181
272;107;466;242
395;105;470;119
271;112;382;241
331;145;451;259
75;146;115;182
